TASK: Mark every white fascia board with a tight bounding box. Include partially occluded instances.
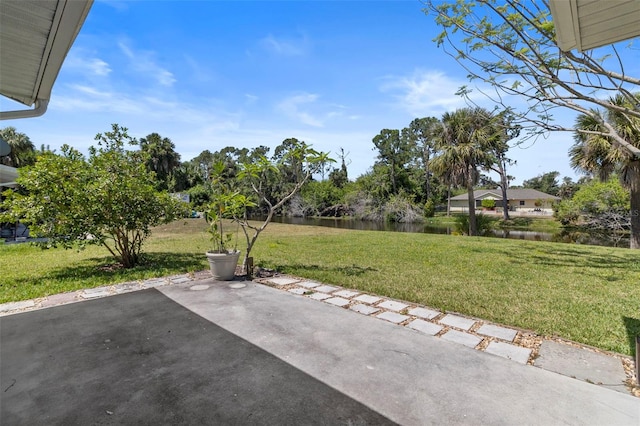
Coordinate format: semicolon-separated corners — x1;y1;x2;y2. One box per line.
34;0;94;103
549;0;581;51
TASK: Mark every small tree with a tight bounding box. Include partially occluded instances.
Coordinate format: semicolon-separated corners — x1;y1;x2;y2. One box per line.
0;124;182;268
234;141;332;275
424;199;436;218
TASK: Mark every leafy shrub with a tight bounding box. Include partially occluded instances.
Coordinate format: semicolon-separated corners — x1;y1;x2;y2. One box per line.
186;184;211;210
454;213;495;235
481;198;496;210
424;199;435;218
555;178;629;226
1;124;183;268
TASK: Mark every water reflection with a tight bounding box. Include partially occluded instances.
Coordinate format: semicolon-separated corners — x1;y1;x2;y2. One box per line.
265;216;629;248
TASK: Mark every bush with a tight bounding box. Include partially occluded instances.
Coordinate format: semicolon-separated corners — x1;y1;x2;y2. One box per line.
384;194;423;223
555;178;629;226
186;184;211;210
345;191;382;221
454;213;495;236
300;180;345;216
424;199;435;218
481;198;496;210
0;124;183;268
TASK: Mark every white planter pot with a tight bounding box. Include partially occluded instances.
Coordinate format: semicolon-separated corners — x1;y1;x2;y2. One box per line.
206;251;240;281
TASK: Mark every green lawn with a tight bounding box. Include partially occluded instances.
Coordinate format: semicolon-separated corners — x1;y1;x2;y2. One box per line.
1;218;639;356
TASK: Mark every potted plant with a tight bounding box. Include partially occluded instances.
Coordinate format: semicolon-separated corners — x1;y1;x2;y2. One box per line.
204;190;253;280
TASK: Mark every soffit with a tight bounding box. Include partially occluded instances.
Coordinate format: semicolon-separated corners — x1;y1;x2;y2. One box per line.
549;0;640;51
0;0;93;114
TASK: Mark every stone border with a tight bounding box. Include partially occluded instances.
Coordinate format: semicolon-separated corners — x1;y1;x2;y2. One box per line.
256;274;638;396
256;275;533;364
0;273;206;316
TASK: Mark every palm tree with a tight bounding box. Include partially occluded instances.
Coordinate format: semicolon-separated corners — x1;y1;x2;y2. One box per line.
431;108;497;236
0;127;35;167
570;94;640;249
139;133;181;190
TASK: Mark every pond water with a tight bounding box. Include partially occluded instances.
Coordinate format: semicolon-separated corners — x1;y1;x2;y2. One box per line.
265;216;630;249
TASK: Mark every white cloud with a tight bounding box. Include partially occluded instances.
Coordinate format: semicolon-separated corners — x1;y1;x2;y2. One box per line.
277;93;324;127
89;59;111;76
260;34;307;56
118;41;176;87
65;53;112;77
52;84;144;114
51;83;240;131
380;70;468;117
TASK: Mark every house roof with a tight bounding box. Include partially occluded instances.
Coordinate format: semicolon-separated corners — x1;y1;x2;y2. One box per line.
549;0;640;52
0;0;93;119
448;189;561;201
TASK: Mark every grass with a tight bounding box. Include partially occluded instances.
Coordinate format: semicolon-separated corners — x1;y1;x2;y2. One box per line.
1;218;639;356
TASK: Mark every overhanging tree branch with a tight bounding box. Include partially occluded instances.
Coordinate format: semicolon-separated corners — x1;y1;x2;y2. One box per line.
426;0;640;159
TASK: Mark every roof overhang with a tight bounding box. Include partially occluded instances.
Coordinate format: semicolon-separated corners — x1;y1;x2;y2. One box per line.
0;0;93;120
0;164;19;188
549;0;640;52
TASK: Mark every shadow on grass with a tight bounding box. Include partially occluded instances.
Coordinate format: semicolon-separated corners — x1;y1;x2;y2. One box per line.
497;244;636;270
22;252;206;289
623;316;640;357
268;262;378;277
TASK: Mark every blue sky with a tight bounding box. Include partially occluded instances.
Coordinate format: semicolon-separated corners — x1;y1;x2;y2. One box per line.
1;0;595;185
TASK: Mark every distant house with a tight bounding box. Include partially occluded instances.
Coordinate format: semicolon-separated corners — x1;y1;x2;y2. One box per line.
448;189;560;214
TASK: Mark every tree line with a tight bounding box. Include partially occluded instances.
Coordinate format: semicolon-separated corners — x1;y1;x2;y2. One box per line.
3;1;640;248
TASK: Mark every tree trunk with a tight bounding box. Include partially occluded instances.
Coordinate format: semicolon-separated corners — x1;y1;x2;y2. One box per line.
390;161;397;194
629;161;640;249
499;159;510;221
423;148;431;201
467;166;477;236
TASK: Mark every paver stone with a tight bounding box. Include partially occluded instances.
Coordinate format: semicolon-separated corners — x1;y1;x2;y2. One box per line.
350;304;380;315
354;295;382;304
408;307;440;320
325;297;350;307
377;300;408;312
407;319;443;336
309;293;331;301
477;324;518;342
268;277;300;286
485;341;532;364
439;314;476;331
376;311;409;324
298;281;321;289
440;330;482;348
315;285;340;293
334;290;360;298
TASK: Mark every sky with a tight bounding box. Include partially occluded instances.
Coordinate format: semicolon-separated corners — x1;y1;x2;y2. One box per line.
0;0;619;185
